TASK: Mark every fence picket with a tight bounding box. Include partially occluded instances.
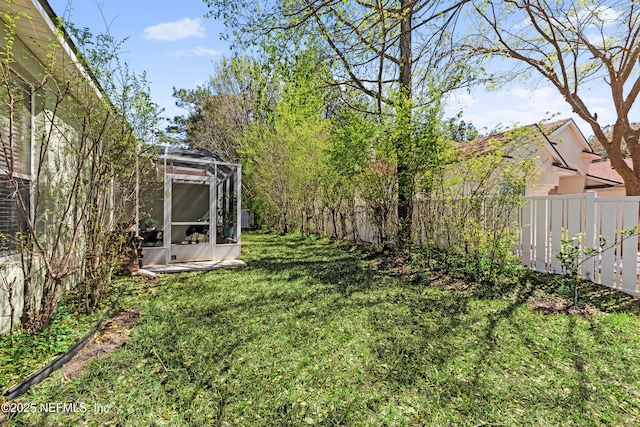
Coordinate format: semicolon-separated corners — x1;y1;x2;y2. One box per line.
600;202;616;289
582;192;597;281
567;198;582;244
535;199;548;272
621;201;638;294
550;199;563;274
521;193;640;298
521;200;533;268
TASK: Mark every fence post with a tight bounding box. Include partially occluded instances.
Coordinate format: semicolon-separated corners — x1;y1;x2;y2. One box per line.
581;191;597;280
621;200;639;295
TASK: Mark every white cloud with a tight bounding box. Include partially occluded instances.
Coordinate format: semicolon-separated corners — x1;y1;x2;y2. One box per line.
444;90;476;114
457;86;573;132
512;17;531;31
170;47;224;58
458;85;614;137
585;32;605;46
566;5;621;30
143;18;205;41
506;86;568;112
583;6;620;25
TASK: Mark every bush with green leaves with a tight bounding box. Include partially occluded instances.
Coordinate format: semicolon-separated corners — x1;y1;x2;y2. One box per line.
555;226;639;305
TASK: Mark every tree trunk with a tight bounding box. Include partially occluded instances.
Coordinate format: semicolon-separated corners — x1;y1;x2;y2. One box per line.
593;123;640;196
397;0;413;247
25;276;63;333
331;207;338;238
5;277;15;345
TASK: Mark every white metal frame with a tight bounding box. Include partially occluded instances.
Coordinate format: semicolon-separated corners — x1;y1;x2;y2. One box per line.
144;148;242;265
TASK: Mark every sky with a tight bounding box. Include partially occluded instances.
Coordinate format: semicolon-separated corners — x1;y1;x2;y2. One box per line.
46;0;628;140
48;0;231;127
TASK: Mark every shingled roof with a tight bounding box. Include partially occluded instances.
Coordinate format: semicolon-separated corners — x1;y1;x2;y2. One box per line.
587;159;629;185
462;119;597;166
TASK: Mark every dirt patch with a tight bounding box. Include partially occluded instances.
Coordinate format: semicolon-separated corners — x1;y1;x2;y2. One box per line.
369;253;412;277
61;309;140;380
530;297;597;316
379;259;412;277
418;273;470;292
440;279;469;292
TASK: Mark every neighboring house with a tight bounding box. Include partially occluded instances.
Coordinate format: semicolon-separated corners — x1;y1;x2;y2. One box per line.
585;158;628;196
471;118;625;196
0;0;109;333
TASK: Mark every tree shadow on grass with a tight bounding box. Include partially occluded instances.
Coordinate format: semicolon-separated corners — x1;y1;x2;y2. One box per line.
150;234;640;424
244;237;381;298
528;271;640;315
367;269;628;422
369;289;474;387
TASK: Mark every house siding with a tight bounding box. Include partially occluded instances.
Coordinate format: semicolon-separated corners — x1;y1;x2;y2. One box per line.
0;3;101;334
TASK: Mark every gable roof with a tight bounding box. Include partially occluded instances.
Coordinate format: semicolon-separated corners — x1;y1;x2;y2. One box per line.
464;119;599;168
460;122;547;157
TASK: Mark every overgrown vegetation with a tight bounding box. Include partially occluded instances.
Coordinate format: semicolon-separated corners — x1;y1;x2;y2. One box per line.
0;3;161;334
170;48;537;269
0;280;130;391
3;233;640;426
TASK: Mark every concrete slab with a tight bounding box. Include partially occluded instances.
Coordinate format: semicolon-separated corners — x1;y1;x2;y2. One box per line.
144;259;246;274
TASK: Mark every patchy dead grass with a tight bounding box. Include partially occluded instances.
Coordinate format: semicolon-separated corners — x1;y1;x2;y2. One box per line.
61;310;140;381
529;297;598;317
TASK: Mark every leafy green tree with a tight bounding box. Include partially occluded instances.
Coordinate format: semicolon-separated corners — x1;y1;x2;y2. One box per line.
203;0;473;245
322;104;372;239
449;118;480;142
240;50;331;233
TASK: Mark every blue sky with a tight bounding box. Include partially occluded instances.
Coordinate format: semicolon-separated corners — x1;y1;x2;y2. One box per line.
46;0;623;139
48;0;231;125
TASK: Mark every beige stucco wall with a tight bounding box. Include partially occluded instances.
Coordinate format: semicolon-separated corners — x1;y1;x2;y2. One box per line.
593;186;627;197
524;122;600;196
0;257;24;333
515;142;558;196
557;175;585;194
551;125;591;176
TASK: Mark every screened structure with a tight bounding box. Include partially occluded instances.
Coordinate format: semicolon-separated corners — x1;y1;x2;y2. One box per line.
140;148;241;266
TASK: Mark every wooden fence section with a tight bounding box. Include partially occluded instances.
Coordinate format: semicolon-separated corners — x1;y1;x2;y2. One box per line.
520;192;640;297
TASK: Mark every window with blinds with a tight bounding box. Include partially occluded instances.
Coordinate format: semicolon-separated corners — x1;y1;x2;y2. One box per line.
0;73;31;253
0;178;30;252
0;73;31;175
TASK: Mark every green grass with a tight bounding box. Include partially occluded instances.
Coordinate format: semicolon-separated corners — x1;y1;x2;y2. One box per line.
4;232;640;426
0;282;130;392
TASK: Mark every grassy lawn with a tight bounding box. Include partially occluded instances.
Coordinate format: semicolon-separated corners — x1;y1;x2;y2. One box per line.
4;232;640;426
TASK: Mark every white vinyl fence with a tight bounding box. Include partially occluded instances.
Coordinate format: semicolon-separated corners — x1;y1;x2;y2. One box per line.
519;192;640;297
